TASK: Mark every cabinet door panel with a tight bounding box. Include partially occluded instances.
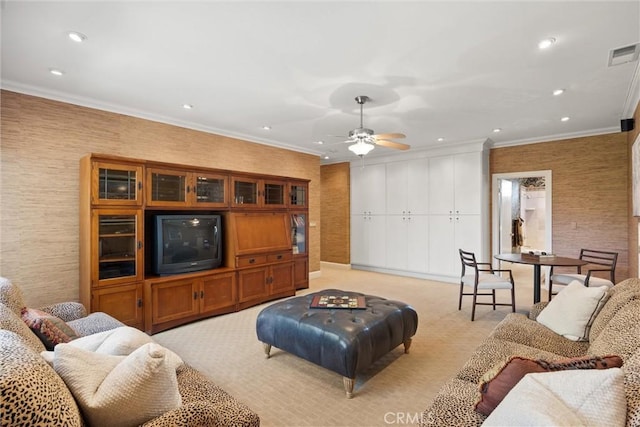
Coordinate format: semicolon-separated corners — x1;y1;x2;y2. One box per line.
455;215;482;259
270;262;294;294
294;257;309;289
193;172;228;207
407;158;429;215
385;215;408;270
350;214;368;265
201;272;236;314
238;268;268;302
91;162;143;206
151;279;199;324
428;215;456;276
147;168;188;207
406;215;429;273
454;152;482;214
428;156;455;215
92;283;143;328
351;163;386;214
385;162;407;215
92;210;143;286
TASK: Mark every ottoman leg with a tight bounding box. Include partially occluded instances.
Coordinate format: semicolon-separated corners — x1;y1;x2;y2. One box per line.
404;338;412;354
343;377;355;399
263;343;272;359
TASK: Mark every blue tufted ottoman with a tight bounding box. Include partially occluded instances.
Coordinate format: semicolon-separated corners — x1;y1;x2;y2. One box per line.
256;289;418;398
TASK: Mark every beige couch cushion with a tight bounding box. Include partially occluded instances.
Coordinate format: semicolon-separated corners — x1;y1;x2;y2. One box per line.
589;298;640;359
53;342;182;427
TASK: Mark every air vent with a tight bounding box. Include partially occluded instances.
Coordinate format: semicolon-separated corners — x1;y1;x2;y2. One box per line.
608;43;640;66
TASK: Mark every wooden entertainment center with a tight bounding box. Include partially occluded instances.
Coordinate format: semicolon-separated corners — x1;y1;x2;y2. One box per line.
79;154;309;334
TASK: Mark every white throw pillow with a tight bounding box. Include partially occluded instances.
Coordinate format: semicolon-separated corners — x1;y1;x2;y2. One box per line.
53;342;182;427
42;326;183;367
537;280;608;341
482;368;627;426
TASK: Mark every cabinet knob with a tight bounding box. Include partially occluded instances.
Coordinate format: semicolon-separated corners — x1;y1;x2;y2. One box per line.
137;241;142;250
193;292;198;300
249;258;255;264
137;299;142;308
200;290;204;298
276;254;283;260
137;181;142;191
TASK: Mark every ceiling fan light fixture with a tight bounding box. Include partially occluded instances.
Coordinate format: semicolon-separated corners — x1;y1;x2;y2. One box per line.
349;141;375;157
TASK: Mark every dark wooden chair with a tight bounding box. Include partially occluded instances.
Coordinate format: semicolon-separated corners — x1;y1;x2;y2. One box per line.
548;249;618;300
458;249;516;321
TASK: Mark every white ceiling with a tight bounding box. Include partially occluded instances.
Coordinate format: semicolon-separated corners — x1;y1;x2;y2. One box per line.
2;1;640;164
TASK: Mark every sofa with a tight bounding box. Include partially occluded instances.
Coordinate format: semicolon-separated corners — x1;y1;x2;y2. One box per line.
0;277;260;426
421;277;640;426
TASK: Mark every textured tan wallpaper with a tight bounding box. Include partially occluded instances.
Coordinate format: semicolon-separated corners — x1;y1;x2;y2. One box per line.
627;102;640;278
491;132;630;281
320;162;350;263
1;90;320;306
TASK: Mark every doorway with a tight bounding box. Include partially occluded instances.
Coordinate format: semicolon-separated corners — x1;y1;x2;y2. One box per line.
492;170;553;256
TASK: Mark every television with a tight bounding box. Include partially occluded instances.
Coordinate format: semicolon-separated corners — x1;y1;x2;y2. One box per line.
152;214;222;276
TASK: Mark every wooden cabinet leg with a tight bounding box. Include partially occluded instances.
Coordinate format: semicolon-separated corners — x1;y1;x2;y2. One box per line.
343;377;355;398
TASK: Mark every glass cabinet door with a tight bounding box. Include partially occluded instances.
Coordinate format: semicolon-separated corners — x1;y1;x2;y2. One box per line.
93;210;142;285
193;172;228;207
289;181;308;208
231;176;259;207
291;213;307;255
263;180;286;207
92;162;143;206
147;168;188;206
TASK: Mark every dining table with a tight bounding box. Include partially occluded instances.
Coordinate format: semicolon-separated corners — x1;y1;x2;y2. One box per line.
494;253;589;304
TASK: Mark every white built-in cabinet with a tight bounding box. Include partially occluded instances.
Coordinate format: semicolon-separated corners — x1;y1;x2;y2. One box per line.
427;152;483;277
350;148;487;282
385;159;429;273
351;164;387;267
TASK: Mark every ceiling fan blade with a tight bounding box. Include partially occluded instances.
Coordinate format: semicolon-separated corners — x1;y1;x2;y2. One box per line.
375;139;411;150
373;132;406;140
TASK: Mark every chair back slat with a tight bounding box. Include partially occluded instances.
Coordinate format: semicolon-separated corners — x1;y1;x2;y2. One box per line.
579;249;618;282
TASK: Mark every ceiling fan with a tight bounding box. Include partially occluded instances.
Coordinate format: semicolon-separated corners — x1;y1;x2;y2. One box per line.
344;95;410;157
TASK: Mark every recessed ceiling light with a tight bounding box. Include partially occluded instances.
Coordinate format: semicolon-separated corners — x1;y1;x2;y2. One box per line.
67;31;87;43
538;37;556;49
323;155;330;160
561;116;570;122
314;140;324;145
182;104;193;110
437;137;444;142
49;68;64;76
262;125;271;130
493;128;502;133
553;89;565;96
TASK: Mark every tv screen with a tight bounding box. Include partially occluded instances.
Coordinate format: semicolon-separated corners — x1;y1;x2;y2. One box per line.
152;214;222;276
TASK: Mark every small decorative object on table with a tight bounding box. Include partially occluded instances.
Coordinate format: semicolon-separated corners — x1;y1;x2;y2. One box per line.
310;294;366;309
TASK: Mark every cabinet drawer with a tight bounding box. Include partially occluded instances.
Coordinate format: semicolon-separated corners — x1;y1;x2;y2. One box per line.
267;253;292;263
236;255;267;268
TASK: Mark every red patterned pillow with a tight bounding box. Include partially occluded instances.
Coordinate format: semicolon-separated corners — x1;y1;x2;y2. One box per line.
21;307;79;350
475;354;623;416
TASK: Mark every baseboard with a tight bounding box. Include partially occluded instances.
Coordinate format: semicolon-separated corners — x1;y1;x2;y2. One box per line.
320;261;351;270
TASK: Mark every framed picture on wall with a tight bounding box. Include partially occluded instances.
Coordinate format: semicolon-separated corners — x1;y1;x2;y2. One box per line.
633;134;640;216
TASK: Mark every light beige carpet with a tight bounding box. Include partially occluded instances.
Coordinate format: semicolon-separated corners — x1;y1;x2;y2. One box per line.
154;263;538;427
